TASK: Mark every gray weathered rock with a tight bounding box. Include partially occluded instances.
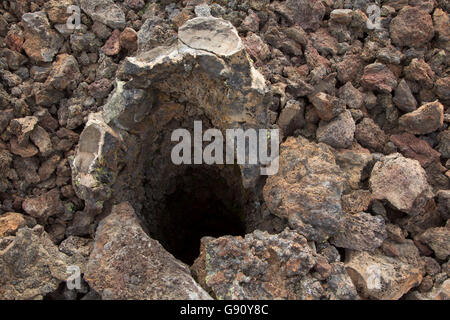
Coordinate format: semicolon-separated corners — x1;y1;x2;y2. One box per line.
332;212;387;251
22;11;63;63
0;226;72;300
80;0;126;29
192;228;358;300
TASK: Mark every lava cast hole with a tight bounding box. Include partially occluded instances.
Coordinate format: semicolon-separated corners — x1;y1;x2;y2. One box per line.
147;166;246;265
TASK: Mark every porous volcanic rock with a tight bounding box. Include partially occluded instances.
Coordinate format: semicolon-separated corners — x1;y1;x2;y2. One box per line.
0;226;72;300
390;6;434;48
192;228;358;300
370;153;433;216
263;136;345;242
84;202;212;300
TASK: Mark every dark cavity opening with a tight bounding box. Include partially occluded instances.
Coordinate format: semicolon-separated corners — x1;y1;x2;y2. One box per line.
144;165;246;265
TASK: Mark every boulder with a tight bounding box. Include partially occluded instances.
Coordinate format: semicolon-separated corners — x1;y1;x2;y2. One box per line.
263;136;345;242
84;202;212;300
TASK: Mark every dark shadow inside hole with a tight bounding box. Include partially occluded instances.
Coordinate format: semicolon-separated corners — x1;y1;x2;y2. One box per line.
147;166;246;266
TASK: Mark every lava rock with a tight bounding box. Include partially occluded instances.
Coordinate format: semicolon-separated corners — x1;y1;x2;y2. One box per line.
417;227;450;261
84;202;212;300
346;249;423;300
22;11;63;63
332;212;387;251
309;92;346;121
355;118;388;153
316;110;356;149
390;133;441;167
398;101;444;135
22;189;63;223
263;136;345;242
370;153;433;216
361;63;397;93
393;79;418;112
0;212;26;237
0;225;72;300
390;6;434;48
277;99;305;137
80;0;126;29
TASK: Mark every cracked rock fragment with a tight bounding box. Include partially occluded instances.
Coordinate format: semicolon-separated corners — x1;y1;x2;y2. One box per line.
84;202;212;300
192;229;358;300
263;136;345;242
370;153;433;216
0;225;72;300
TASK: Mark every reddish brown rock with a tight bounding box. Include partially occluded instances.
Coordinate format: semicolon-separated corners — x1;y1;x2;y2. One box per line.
5;31;24;53
341;190;372;214
39;154;61;181
0;226;73;300
310;28;338;57
272;0;325;31
346;249;423;300
390;6;434;48
433;8;450;51
417;227;450;261
45;54;81;91
370;153;433;216
22;12;63;63
404;59;435;90
435;76;450;102
45;0;75;24
119;27;138;53
85;202;211;300
336;53;364;84
22;189;63;223
398;101;444;135
102;29;121;56
390;133;441;167
0;212;26;237
9;116;38;146
9;138;38;158
263;136;345;242
355;118;388;153
192;229;358;300
361;63;397;93
30;126;52;156
309;92;345;121
243;32;271;62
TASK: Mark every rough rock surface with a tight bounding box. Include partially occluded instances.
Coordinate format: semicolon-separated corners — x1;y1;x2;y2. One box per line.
0;226;72;300
316;110;355;149
80;0;126;29
263;136;345;242
399;101;444;135
331;212;387;251
192;229;358;300
390;6;435;48
346;249;423;300
370;154;433;216
417;227;450;261
0;0;448;302
84;202;212;300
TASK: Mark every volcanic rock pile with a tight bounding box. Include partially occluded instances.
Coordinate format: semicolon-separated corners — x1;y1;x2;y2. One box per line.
0;0;449;300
